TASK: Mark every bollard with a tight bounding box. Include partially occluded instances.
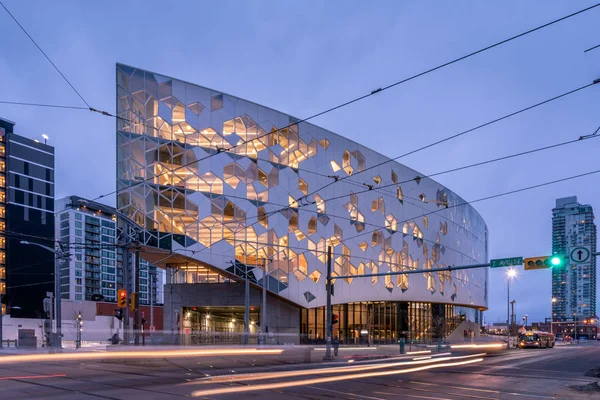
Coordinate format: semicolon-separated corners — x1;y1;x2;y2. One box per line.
399;338;405;354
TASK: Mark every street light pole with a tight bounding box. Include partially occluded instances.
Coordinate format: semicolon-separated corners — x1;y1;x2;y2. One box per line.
20;240;69;349
506;268;516;350
244;263;249;345
261;258;266;345
550;297;556;334
507;275;510;349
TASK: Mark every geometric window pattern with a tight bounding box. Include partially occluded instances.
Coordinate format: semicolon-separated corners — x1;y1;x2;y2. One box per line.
116;64;488;309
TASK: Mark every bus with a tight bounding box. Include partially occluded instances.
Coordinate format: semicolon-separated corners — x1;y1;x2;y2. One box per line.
519;331;555;348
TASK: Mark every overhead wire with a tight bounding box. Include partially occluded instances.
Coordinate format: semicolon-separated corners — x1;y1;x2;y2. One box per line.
0;100;88;110
0;1;91;108
301;81;599;202
336;167;600;246
312;127;600;204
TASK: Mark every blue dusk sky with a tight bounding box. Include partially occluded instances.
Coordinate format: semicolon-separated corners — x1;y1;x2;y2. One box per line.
1;1;599;323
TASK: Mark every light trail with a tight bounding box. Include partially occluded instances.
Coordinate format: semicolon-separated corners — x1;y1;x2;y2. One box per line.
187;353;486;385
190;357;484;396
406;350;432;355
0;374;67;380
0;348;283;364
451;343;503;349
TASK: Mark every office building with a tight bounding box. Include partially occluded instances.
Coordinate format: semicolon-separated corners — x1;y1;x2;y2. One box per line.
552;196;597;321
56;196;164;305
116;64;488;343
0;117;55;318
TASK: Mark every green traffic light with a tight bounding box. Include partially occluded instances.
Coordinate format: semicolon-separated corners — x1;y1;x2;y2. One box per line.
550;256;562;266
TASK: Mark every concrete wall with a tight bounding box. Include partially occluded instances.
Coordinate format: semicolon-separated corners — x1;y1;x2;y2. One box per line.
446;321;481;343
164;283;301;343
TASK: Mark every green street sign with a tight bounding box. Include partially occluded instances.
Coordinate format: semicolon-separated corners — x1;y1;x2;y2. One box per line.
490;257;523;268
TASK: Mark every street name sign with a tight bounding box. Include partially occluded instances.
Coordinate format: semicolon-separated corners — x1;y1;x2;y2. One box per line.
569;246;590;264
490;257;523;268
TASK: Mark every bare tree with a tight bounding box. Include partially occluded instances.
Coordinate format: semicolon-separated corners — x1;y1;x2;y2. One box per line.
431;315;446;340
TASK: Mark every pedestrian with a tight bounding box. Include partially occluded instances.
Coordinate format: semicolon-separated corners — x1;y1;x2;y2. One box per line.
332;336;340;356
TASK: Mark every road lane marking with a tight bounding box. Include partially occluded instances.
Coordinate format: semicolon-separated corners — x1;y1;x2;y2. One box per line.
308;386;387;400
374;391;455;400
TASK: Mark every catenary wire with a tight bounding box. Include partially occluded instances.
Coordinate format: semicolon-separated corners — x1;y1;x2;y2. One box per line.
301;81;599;202
336;167;600;246
0;100;88;110
584;43;600;52
312;127;600;205
0;1;91;108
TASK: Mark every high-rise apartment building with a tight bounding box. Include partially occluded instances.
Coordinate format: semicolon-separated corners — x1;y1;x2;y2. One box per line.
0;117;55;318
55;196;163;305
552;196;597;321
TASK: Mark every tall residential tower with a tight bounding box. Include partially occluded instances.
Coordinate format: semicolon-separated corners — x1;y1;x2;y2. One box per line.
552;196;597;322
0;117;55;318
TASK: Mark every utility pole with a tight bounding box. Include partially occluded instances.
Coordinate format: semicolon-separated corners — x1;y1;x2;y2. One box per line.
122;247;130;345
507;276;510;350
150;272;154;336
510;300;516;325
134;247;140;345
244;263;250;345
323;246;333;361
261;258;267;346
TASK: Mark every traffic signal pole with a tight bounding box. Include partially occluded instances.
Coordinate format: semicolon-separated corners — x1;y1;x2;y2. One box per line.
134;247;141;346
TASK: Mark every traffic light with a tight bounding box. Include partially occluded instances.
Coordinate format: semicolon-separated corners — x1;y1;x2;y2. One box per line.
332;313;339;325
130;293;137;312
114;309;123;321
117;289;127;308
524;255;564;270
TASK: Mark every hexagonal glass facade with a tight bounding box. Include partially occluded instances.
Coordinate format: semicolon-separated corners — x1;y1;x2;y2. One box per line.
116;63;488;311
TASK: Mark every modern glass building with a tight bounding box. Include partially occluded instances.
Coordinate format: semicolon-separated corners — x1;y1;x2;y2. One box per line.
116;63;488;343
56;195;164;305
552;196;597;321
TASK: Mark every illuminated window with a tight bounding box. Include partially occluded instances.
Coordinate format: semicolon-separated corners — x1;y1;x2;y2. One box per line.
314;194;325;213
372;231;380;247
397;186;403;203
330;160;341;172
308;216;317;235
373;176;381;185
318;139;330;150
371;264;379;285
298;178;308;195
257;207;268;229
359;242;368;251
391;170;397;183
309;270;321;283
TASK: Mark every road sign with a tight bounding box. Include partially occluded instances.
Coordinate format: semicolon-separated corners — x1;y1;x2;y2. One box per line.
490;257;523;268
569;246;591;264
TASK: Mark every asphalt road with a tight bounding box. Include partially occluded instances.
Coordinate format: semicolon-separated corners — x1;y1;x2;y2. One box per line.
1;344;600;399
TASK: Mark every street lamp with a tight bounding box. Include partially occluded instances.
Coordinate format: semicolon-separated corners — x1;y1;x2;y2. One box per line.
550;297;557;334
41;134;49;144
20;240;69;349
506;268;517;349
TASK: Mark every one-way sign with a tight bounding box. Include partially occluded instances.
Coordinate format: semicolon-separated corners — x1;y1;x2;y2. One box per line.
569;246;591;264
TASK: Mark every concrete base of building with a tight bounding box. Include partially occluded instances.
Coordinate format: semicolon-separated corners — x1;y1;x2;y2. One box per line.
164;283;301;345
